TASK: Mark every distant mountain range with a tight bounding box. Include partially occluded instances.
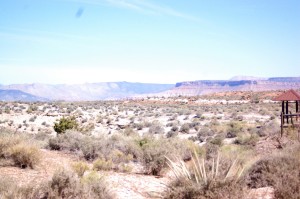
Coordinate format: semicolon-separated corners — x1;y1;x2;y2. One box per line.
0;89;48;102
1;77;300;101
0;82;174;101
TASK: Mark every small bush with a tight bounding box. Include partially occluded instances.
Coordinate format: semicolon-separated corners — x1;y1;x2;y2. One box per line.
209;135;224;146
148;121;164;134
49;169;81;198
140;137;194;175
166;131;178;138
247;152;300;199
109;149;133;164
235;133;259;146
72;161;90;177
81;171;114;199
180;123;190;133
0;176;45;199
93;158;114;171
9;143;41;169
54;116;78;134
226;122;244;138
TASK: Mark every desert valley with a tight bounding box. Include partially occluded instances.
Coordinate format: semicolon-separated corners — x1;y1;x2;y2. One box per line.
0;78;300;199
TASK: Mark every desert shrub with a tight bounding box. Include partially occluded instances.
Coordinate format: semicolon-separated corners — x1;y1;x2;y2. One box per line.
123;127;137;136
48;131;142;163
257;120;280;137
77;122;95;134
72;161;90;177
141;139;169;175
109;149;133;164
204;143;220;160
148;121;164;134
81;171;114;199
139;137;195;175
43;168;113;198
164;178;246;199
133;123;144;130
49;131;84;151
0;176;46;199
0;134;23;158
226;121;244;138
118;163;133;173
247;150;300;199
235;133;259;146
105;134;143;160
209;135;224;146
93;158;114;171
166;131;178;138
197;127;214;142
0;132;40;169
9;143;41;169
180;123;190;133
54;116;78;134
29;115;37;122
48;169;82;198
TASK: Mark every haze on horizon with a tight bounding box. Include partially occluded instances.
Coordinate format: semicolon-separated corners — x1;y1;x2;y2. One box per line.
0;0;299;85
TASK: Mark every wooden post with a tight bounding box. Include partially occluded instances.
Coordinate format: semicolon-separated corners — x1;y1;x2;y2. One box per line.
282;101;285;124
296;101;299;121
286;101;289;124
281;112;283;137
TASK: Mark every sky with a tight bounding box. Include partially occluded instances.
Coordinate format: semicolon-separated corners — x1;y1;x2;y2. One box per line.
0;0;299;84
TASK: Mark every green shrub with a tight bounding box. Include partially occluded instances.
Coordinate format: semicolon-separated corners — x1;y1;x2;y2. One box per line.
54;116;78;134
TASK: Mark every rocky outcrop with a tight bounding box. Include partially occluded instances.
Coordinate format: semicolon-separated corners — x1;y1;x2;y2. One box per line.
167;77;300;96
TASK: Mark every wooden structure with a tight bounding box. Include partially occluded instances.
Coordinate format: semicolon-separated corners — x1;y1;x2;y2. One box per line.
273;89;300;136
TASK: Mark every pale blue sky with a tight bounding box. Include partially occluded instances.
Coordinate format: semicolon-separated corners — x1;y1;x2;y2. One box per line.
0;0;299;84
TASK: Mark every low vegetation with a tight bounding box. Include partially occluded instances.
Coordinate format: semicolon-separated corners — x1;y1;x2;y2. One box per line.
0;92;299;198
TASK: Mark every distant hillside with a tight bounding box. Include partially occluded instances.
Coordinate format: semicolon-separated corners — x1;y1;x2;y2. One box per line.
163;77;300;96
0;82;174;101
0;89;48;102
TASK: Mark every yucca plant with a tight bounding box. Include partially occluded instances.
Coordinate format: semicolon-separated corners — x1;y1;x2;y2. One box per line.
166;151;245;185
164;151;248;199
